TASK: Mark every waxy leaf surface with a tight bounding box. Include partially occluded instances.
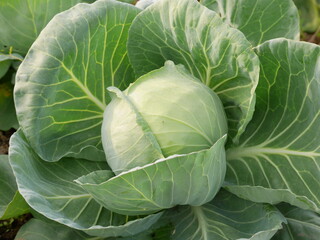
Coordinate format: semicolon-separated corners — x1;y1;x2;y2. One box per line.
0;0;96;55
273;203;320;240
76;136;226;215
9;130;162;237
15;218;166;240
170;190;285;240
15;0;140;162
15;219;96;240
200;0;300;46
225;39;320;213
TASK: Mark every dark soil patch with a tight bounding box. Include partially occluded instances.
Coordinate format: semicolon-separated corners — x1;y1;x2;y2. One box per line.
0;214;32;240
0;129;15;154
302;29;320;44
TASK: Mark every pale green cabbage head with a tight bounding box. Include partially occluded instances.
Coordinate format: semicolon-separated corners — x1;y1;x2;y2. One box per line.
102;61;228;174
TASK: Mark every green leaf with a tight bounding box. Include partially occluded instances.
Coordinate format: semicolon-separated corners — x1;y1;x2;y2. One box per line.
149;223;174;240
272;203;320;240
225;39;320;213
0;155;29;219
200;0;300;46
0;43;6;52
0;52;22;81
15;217;163;240
135;0;158;9
0;53;22;130
0;60;10;79
15;0;141;162
127;0;259;143
9;130;163;238
0;0;96;55
15;218;103;240
1;192;30;220
169;189;285;240
293;0;320;32
0;80;18;130
76;135;226;215
0;53;23;62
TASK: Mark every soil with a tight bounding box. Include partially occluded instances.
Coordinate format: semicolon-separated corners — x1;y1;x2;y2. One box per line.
0;214;32;240
302;30;320;45
0;129;15;154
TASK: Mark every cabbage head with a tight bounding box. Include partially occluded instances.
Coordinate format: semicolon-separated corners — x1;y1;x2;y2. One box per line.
102;61;228;174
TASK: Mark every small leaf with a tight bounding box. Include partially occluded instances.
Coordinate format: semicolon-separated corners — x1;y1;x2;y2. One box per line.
169;189;286;240
0;79;18;130
9;130;162;238
0;59;10;79
0;155;29;219
200;0;300;45
225;39;320;213
1;192;30;220
76;135;227;215
0;52;23;62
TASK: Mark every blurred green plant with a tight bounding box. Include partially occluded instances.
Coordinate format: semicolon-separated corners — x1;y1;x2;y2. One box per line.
293;0;320;32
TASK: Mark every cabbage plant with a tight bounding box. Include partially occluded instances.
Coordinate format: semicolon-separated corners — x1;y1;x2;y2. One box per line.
7;0;320;239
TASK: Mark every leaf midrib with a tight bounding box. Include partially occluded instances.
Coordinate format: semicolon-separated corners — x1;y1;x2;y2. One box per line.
287;217;320;230
192;206;210;240
60;62;106;111
227;146;320;160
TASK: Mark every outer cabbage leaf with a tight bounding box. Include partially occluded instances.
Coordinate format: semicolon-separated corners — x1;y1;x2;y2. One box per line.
9;130;163;238
15;218;171;240
0;155;29;219
225;39;320;213
135;0;158;9
0;0;96;55
127;0;259;143
15;219;98;240
15;0;140;162
200;0;300;46
273;203;320;240
169;189;285;240
76;135;226;215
